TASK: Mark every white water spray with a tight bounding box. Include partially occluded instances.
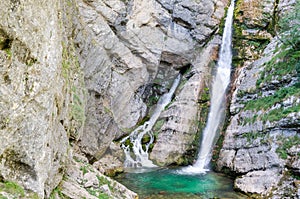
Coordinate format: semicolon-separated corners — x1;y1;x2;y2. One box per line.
121;75;181;168
180;0;234;174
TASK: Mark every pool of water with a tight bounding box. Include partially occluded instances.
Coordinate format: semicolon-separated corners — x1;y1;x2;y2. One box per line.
114;168;246;199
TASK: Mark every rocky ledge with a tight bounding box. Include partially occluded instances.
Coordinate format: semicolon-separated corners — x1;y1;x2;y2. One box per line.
216;0;300;198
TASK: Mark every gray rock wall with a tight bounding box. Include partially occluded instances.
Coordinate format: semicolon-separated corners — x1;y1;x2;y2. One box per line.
150;37;221;166
0;0;68;197
0;0;137;198
216;0;300;197
74;0;228;165
3;0;298;198
0;0;228;196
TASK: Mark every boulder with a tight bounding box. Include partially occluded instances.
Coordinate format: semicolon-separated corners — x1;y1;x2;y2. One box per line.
60;155;137;199
235;169;282;195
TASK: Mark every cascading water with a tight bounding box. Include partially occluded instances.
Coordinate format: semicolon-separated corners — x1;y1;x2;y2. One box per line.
180;0;235;174
121;75;181;168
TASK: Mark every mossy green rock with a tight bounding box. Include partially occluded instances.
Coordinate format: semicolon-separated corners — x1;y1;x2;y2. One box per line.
217;1;300;198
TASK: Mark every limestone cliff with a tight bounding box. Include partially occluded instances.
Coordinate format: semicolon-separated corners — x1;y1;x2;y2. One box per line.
1;0;299;198
216;0;300;198
0;0;68;197
0;0;136;198
73;0;228;167
0;0;228;197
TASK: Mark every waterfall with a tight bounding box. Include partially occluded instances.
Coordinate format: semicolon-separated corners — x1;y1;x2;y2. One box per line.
121;75;181;168
180;0;234;174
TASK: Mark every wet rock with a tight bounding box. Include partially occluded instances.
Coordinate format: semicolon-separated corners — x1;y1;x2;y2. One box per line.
150;37;221;166
93;142;124;177
160;51;190;70
75;0;228;164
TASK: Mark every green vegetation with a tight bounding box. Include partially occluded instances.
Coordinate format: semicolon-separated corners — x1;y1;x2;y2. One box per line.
182;84;212;166
147;95;159;107
244;84;300;111
49;186;69;199
136;116;150;127
218;6;228;36
211;131;225;168
242;132;264;142
0;181;25;198
152;119;164;139
276;135;300;159
260;104;300;123
86;187;110;199
70;86;86;127
239;114;257;125
80;165;89;175
153;119;164;135
241;102;300;125
80;163;95;176
96;175;111;187
232;0;271;68
0;194;7;199
240;2;300;125
256;0;300;85
123;138;133;149
256;48;300;86
212;109;234;171
236;87;258;98
276;0;300;51
240;131;271;145
199;87;210;103
61;42;87;140
4;49;12;59
98;193;110;199
96;175;114;198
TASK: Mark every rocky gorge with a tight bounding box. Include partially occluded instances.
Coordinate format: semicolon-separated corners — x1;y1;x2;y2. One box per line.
0;0;299;198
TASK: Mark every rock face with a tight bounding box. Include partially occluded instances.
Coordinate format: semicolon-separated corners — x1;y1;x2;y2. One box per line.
0;0;68;197
73;0;149;159
1;0;298;198
0;0;137;198
217;0;300;197
150;37;221;165
0;0;229;197
74;0;228;165
57;153;137;199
